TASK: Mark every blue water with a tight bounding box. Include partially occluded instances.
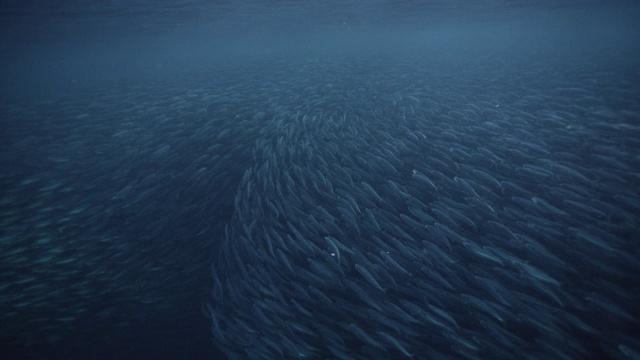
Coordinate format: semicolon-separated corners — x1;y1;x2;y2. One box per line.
1;1;639;359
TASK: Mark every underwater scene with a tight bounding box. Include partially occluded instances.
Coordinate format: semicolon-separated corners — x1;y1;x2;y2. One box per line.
1;1;639;359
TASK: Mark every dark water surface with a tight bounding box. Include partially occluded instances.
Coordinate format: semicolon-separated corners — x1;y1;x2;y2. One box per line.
1;1;639;359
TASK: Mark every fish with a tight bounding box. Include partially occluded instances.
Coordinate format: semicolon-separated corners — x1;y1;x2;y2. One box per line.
8;51;631;360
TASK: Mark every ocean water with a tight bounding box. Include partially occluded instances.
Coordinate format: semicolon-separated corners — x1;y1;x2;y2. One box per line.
1;1;639;359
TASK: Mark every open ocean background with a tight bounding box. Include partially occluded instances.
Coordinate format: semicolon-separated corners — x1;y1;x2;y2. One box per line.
1;1;639;359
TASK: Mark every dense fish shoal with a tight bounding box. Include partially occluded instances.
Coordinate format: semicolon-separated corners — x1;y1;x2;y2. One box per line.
2;57;639;359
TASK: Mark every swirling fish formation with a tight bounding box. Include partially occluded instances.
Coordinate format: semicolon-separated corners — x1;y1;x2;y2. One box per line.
206;60;640;359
